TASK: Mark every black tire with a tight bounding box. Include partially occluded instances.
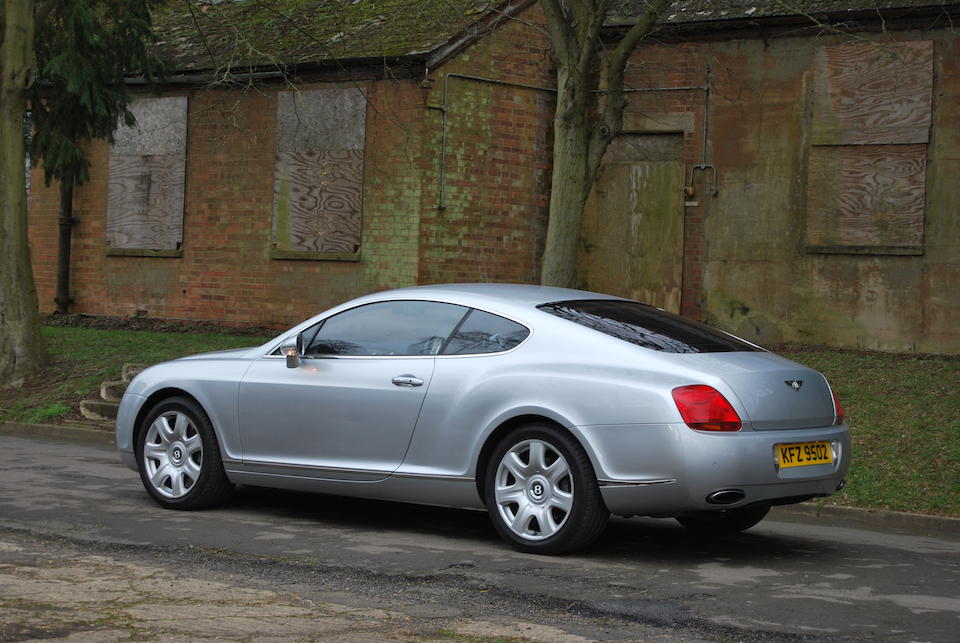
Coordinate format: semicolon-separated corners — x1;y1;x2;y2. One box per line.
484;423;608;554
135;396;233;509
675;504;771;534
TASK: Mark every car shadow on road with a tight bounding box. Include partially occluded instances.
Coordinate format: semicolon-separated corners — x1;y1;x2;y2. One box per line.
221;485;826;563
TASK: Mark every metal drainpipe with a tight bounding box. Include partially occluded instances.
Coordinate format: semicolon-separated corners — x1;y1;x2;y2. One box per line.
427;74;714;210
55;179;75;314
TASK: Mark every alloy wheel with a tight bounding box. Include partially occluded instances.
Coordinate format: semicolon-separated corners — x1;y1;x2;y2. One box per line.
493;439;574;540
142;411;203;499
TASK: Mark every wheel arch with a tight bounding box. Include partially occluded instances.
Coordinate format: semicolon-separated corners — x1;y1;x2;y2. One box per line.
134;388;205;443
474;414;595;506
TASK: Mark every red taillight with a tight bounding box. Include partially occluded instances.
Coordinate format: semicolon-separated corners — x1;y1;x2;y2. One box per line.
672;385;742;431
832;390;845;425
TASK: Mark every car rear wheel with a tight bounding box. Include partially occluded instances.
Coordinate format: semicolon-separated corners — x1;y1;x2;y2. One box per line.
485;423;608;554
675;504;770;534
136;396;232;509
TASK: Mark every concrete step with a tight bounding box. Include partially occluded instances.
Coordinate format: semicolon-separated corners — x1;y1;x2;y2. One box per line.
122;363;149;382
100;380;128;403
79;399;120;423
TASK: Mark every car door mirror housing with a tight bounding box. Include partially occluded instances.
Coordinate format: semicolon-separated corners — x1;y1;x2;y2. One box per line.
280;334;303;368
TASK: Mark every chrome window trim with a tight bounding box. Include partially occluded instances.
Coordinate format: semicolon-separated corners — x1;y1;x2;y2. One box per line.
264;297;534;359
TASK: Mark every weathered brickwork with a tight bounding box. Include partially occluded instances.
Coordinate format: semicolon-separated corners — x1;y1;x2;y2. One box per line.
29;81;425;327
28;5;552;329
418;5;554;285
26;4;960;353
624;28;960;352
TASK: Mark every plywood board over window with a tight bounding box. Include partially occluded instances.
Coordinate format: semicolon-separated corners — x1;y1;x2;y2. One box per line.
106;96;187;255
272;88;366;260
806;41;932;255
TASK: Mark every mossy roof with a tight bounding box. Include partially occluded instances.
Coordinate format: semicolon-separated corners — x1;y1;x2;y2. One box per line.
610;0;957;25
154;1;959;73
152;0;493;72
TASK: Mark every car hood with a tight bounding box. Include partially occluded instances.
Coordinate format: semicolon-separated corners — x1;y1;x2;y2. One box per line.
176;347;255;361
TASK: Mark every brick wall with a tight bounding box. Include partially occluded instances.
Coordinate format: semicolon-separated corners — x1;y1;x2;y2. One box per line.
28;4;554;329
27;7;960;352
623;27;960;352
417;5;554;285
29;79;427;328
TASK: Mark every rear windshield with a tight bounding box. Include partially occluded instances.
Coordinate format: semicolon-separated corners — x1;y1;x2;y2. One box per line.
537;300;762;353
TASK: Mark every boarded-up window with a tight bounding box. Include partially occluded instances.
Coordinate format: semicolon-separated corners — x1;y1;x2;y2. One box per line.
273;88;366;257
806;41;932;254
107;96;187;251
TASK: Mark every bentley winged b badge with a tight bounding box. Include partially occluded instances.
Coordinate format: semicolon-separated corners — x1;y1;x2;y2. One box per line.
785;380;803;391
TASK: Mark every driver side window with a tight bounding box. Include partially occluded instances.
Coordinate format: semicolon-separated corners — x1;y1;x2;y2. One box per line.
304;300;468;357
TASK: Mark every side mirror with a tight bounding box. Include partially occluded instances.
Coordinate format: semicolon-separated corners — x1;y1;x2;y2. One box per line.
280;333;303;368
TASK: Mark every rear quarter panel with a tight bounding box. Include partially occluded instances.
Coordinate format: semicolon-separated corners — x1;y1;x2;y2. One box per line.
399;326;719;480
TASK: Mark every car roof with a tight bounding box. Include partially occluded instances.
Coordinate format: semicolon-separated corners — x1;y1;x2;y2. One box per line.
364;283;627;314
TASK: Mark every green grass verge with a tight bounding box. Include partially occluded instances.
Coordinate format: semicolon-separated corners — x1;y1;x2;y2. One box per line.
776;346;960;517
0;326;271;425
1;326;957;516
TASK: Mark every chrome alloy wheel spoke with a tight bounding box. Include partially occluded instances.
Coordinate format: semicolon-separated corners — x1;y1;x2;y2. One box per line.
143;411;202;499
495;439;574;541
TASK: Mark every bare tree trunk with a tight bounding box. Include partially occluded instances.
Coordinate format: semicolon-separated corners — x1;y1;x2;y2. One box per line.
1;0;43;387
538;0;670;288
539;68;613;288
540;82;594;287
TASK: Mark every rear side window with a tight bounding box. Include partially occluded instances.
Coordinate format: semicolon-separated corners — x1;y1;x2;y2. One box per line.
442;310;530;355
537;300;761;353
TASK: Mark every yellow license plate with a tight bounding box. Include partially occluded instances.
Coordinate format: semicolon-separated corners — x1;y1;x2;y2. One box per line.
776;441;833;468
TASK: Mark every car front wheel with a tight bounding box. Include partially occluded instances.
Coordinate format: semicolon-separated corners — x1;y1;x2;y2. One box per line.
485;423;608;554
136;396;232;509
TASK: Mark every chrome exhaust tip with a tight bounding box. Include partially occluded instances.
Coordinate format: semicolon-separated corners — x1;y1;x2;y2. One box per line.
706;489;746;505
836;479;846;491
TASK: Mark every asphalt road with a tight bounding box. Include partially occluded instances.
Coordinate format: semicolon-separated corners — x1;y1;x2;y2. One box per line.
1;430;958;642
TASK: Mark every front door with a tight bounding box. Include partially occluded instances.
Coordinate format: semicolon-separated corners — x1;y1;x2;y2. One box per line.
237;299;468;481
238;356;435;480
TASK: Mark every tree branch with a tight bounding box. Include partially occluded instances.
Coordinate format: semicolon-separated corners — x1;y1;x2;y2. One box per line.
588;0;670;176
574;0;608;83
540;0;576;66
605;0;670;94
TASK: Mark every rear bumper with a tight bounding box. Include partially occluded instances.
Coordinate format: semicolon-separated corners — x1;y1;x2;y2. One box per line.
574;422;851;516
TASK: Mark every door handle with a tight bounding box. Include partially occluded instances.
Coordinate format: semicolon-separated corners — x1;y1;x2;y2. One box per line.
392;375;424;387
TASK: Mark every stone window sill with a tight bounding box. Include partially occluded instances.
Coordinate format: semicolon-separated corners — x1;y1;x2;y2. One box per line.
270;248;361;262
806;245;924;256
106;248;183;258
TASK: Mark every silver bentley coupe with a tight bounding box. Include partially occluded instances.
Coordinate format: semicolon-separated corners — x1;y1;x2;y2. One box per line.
116;284;850;554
